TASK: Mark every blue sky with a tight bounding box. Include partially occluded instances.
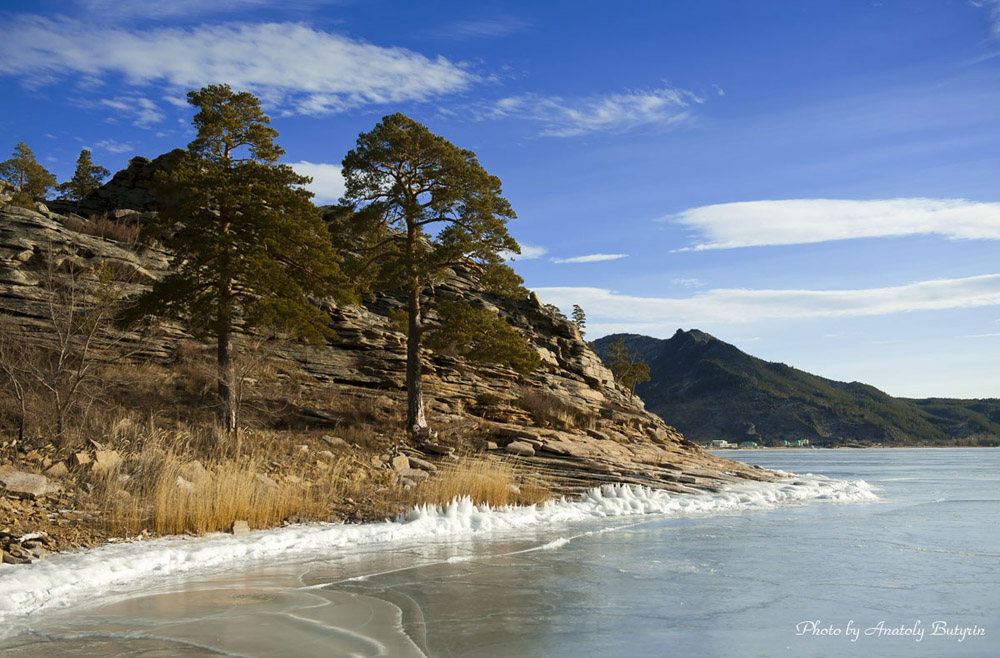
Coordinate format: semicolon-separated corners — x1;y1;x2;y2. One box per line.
2;0;999;398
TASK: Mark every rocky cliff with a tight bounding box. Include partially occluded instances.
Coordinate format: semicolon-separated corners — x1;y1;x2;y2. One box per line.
0;159;770;495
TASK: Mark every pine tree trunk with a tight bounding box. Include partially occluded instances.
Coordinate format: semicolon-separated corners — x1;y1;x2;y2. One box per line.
217;259;238;451
218;322;238;445
217;211;239;453
405;284;428;438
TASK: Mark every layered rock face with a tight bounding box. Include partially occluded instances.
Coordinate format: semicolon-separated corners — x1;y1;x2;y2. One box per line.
0;177;769;494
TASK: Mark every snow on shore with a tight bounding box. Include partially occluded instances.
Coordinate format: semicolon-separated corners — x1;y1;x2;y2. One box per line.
0;474;876;626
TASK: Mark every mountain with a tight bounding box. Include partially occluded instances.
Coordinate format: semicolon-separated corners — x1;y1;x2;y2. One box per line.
593;330;1000;447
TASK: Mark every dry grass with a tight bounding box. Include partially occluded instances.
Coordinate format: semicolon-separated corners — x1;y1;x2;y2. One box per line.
90;425;354;537
407;456;550;509
514;387;595;430
96;446;312;536
1;347;556;541
63;214;142;244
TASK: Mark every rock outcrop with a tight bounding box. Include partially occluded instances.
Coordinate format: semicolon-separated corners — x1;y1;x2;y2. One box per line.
0;174;770;496
46;149;185;218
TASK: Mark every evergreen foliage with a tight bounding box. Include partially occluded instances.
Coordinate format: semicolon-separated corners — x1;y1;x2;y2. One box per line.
340;113;522;436
58;149;110;205
127;84;352;444
571;304;586;335
425;298;541;374
0;142;57;207
544;303;567;320
603;336;651;395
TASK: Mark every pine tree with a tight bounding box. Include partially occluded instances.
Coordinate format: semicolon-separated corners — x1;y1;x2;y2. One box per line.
425;298;541;374
544;303;567;320
0;142;57;207
341;113;525;437
571;304;586;336
127;84;353;447
604;336;651;396
58;149;110;206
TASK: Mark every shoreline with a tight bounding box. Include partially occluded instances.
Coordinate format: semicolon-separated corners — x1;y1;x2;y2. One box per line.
0;471;878;627
0;427;775;566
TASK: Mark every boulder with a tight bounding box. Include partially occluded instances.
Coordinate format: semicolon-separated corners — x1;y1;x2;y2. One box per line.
178;460;210;483
406;455;437;471
254;473;278;489
0;469;61;499
397;468;429;482
44;462;69;478
321;435;349;449
505;441;536;457
230;520;251;535
91;450;122;474
391;455;410;471
498;427;540;442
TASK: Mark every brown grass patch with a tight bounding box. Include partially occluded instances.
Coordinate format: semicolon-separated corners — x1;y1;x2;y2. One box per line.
63;214;142;244
514;387;596;430
406;456;550;509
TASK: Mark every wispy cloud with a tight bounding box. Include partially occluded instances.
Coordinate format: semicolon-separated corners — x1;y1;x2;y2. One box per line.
971;0;1000;37
482;86;701;137
100;96;164;127
535;274;1000;331
667;198;1000;251
439;17;531;39
671;277;706;288
0;17;477;116
288;161;345;205
95;139;134;153
501;244;547;261
73;0;333;19
552;253;629;264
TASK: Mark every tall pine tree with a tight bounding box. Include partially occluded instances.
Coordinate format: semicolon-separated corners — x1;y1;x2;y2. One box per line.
341;113;525;437
128;84;353;445
58;149;110;206
0;142;57;207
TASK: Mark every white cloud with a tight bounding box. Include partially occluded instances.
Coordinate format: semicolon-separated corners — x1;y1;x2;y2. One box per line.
0;17;477;116
441;17;531;39
552;253;629;264
74;0;330;18
289;161;345;205
534;274;1000;330
501;244;547;261
671;277;706;288
667;198;1000;251
100;96;164;127
95;139;134;153
485;86;701;137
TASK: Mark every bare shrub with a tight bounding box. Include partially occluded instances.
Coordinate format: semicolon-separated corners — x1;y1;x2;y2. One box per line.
514;387;595;430
62;213;142;245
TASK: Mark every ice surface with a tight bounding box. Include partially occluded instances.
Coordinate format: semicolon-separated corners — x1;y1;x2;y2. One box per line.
0;474;876;627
